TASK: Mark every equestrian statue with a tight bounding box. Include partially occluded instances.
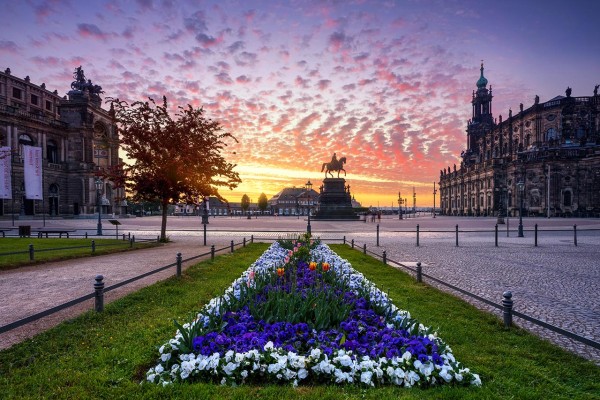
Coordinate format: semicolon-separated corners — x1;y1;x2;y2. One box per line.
321;153;347;178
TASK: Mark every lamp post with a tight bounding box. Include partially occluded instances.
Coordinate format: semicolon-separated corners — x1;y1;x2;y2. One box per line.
432;182;437;218
305;180;312;234
95;177;103;235
398;191;402;220
517;180;524;237
496;186;505;224
202;196;209;245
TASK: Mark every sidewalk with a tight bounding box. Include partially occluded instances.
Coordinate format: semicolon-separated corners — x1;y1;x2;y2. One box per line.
0;237;229;350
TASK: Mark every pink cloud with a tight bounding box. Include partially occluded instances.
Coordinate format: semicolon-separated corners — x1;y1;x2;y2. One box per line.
77;23;112;41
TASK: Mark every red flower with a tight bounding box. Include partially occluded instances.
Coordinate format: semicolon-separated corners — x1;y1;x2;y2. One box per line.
277;267;285;277
322;262;330;272
309;262;317;271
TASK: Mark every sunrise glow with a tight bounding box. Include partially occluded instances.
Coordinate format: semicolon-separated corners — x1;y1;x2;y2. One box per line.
2;1;598;206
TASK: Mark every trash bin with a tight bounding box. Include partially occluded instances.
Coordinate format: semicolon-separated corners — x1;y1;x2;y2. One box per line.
18;225;31;237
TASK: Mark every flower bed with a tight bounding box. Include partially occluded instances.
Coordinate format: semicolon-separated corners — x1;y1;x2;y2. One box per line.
146;237;481;388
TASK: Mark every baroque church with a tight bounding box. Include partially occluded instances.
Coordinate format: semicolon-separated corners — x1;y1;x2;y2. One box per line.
439;64;600;217
0;67;121;218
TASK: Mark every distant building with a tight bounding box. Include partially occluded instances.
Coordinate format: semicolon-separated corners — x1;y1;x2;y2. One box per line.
439;64;600;217
268;181;319;216
0;67;121;217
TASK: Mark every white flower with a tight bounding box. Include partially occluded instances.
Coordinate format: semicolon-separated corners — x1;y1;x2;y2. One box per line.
160;353;171;362
471;373;482;386
154;364;164;374
297;368;308;380
360;370;374;385
440;366;452;382
223;362;238;375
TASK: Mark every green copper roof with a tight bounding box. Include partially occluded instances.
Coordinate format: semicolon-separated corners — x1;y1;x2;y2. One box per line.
476;62;488;88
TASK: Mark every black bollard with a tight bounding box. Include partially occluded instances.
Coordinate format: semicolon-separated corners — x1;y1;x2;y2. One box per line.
211;245;215;260
502;291;513;328
94;275;105;312
376;224;380;247
29;244;34;261
91;240;96;254
243;238;246;247
574;224;577;246
535;224;538;247
176;252;182;277
416;262;422;282
351;239;354;249
455;224;459;247
382;250;387;265
416;224;420;247
495;224;498;247
363;243;367;254
231;240;234;253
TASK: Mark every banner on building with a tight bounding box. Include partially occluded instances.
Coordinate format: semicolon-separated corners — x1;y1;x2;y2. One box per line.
0;147;12;199
24;145;43;200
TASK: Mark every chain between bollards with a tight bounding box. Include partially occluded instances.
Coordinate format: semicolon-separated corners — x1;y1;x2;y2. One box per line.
502;291;513;328
416;262;422;282
176;252;182;277
94;275;105;312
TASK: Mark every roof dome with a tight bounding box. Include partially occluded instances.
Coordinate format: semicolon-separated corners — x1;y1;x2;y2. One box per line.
476;62;488;88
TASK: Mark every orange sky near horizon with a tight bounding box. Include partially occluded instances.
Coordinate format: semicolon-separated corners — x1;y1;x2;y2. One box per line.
3;1;598;210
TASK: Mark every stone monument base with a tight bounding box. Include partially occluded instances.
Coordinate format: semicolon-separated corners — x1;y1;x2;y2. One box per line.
314;178;359;220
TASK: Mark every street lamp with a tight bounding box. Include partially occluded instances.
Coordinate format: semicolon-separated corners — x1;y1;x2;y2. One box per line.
517;180;524;237
95;177;103;235
398;191;403;220
432;183;437;218
305;180;312;234
202;196;209;245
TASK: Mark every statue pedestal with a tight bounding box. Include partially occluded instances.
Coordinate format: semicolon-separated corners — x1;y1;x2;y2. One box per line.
314;178;359;220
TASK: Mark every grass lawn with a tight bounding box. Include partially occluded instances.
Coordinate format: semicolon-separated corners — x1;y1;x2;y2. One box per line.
0;238;159;270
0;243;598;399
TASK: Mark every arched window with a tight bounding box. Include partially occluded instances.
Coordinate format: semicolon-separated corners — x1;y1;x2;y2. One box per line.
18;134;34;156
47;139;58;163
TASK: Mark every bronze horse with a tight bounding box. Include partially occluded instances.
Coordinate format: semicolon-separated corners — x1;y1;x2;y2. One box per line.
321;156;347;178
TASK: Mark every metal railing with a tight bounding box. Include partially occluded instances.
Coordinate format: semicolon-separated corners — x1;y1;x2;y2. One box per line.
342;237;600;352
0;237;252;334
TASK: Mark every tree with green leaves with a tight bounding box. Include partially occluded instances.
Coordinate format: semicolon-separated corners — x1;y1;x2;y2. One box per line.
258;193;268;214
241;194;250;214
108;96;241;241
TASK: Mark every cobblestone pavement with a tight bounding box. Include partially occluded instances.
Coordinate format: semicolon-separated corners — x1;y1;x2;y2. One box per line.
1;215;599;365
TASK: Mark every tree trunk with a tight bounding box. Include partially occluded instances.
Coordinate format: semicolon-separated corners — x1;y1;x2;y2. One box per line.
160;200;169;242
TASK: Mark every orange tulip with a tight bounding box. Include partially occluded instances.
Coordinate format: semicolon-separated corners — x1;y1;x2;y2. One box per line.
322;262;330;272
277;267;285;277
309;262;317;271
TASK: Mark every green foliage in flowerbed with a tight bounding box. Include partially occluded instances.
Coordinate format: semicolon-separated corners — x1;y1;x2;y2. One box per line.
0;237;158;270
0;243;598;399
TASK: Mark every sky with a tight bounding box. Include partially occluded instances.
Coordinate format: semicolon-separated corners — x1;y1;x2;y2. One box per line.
1;0;599;207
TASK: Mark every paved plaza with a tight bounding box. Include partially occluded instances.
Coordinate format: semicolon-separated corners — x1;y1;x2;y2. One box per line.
1;215;599;364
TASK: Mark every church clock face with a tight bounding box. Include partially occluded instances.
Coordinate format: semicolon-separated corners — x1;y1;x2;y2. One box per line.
547;114;556;121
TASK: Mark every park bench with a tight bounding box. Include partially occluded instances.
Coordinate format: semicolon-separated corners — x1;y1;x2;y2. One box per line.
34;229;76;238
0;228;13;237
